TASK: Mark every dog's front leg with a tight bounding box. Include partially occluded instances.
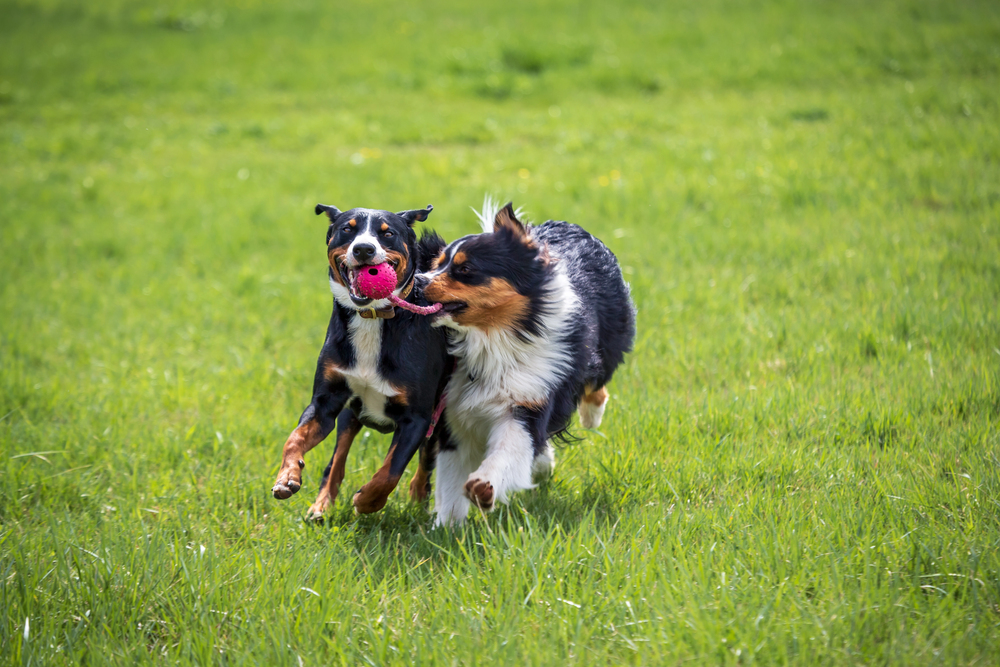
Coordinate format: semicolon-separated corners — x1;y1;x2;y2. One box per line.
352;414;430;514
433;437;476;527
464;416;536;511
272;383;350;500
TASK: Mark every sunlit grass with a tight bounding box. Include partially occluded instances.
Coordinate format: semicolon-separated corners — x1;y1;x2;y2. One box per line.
1;0;999;663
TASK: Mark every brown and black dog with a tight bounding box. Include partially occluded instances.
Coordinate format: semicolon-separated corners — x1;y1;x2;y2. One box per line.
271;203;451;518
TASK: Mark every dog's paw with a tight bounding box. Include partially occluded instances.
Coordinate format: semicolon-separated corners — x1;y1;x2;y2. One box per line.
433;506;468;528
579;386;609;429
352;485;390;515
463;478;495;511
272;458;305;499
305;496;330;522
532;443;556;483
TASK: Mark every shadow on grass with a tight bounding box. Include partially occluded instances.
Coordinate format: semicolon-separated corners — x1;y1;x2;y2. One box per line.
298;473;630;561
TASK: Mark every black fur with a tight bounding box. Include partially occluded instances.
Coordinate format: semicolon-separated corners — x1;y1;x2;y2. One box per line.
427;205;634;452
272;204;451;513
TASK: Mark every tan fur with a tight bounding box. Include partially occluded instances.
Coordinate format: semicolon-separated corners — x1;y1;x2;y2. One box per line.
323;360;343;382
424;276;529;330
328;247;347;285
494;205;525;237
581;385;608;407
408;461;431;502
385;249;408;286
272;419;326;498
307;418;362;518
352;445;401;514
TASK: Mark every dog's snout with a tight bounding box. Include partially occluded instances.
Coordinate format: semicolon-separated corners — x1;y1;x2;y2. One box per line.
414;274;429;290
353;243;376;262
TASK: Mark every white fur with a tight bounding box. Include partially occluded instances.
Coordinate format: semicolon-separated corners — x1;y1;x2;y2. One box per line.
433;446;476;527
347;221;387;266
324;214;417;426
473;417;535;496
328;214;408;312
433;262;579;526
531;441;556;482
472;195;528;234
331;303;397;427
578;392;609;429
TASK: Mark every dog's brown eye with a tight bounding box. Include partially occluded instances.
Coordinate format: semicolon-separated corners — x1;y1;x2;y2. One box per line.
454;264;470;276
342;224;354;233
383;231;393;238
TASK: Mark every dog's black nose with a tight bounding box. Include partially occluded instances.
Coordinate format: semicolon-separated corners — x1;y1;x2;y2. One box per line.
352;243;376;262
414;274;429;290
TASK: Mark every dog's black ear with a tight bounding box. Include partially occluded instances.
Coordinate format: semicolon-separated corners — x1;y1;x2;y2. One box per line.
397;204;434;227
315;204;341;220
494;202;527;238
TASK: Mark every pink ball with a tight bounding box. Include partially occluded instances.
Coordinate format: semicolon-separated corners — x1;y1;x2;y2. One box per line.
354;262;397;300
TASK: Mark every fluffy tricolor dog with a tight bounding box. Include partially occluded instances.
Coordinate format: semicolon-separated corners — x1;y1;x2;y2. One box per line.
417;199;636;526
271;203;450;517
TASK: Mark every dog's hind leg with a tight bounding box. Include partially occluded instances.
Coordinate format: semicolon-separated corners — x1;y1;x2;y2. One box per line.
409;434;437;503
578;385;609;429
531;440;556;482
306;409;362;521
353;414;432;514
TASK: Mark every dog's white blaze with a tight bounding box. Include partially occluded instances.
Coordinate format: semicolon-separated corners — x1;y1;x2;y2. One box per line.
422;239;465;283
433;263;579;526
341;316;395;426
347;216;387;266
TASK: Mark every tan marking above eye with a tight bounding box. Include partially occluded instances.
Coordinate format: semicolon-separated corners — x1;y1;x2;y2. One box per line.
380;222;389;232
433;251;446;269
348;219;357;227
452;251;467;265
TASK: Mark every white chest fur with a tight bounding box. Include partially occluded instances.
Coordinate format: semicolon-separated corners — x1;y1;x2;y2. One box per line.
340;316;397;425
444;268;580;447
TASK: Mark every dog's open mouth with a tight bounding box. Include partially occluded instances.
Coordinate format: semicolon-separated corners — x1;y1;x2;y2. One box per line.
337;257;399;306
436;301;467;317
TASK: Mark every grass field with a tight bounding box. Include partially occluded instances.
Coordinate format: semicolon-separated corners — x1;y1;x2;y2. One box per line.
2;0;1000;663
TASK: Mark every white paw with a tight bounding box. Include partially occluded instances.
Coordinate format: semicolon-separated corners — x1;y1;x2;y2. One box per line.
531;442;556;482
433;505;469;528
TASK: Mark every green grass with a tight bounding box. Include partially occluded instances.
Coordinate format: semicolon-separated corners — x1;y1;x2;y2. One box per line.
2;0;1000;663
